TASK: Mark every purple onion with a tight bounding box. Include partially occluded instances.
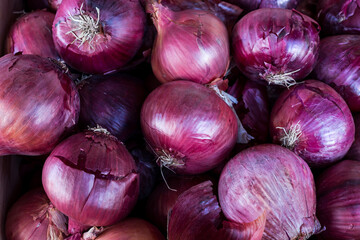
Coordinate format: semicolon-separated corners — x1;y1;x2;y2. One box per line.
232;8;320;87
313;35;360;112
270;80;355;167
226;0;302;12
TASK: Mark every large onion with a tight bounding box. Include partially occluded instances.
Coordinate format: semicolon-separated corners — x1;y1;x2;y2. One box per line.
316;160;360;239
0;53;79;156
42;128;139;227
149;2;230;85
141;81;238;174
227;0;301;11
270;80;355;167
219;144;321;240
232;8;320;87
52;0;145;74
313;34;360;112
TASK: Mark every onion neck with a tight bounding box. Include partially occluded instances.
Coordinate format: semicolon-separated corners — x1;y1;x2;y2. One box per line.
148;1;174;32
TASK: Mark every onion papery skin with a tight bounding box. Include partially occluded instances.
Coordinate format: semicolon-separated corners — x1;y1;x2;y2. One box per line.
347;114;360;161
93;218;164;240
226;0;301;12
317;0;360;35
78;73;146;142
5;188;68;240
145;174;213;232
6;10;59;59
149;3;230;84
313;35;360;112
316;160;360;240
218;144;321;240
270;80;355;167
168;180;266;240
42;130;139;227
53;0;145;74
141;81;238;174
232;8;320;86
0;53;79;156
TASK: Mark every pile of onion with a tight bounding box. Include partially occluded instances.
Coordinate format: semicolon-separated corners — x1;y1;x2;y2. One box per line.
0;53;79;156
232;8;320;87
219;144;321;239
42;127;139;228
270;80;355;167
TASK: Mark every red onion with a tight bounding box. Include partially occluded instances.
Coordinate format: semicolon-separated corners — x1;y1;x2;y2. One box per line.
346;114;360;161
5;188;68;240
270;80;355;167
317;0;360;35
49;0;62;11
316;160;360;239
52;0;145;74
232;8;320;87
313;35;360;112
141;81;238;174
227;0;301;11
219;144;321;240
42;128;139;226
0;53;79;156
6;10;58;59
149;2;230;85
168;181;266;240
78;73;146;142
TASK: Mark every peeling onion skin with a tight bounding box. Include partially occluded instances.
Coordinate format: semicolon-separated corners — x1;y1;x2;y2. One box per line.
149;3;230;85
0;54;80;156
316;160;360;240
347;114;360;161
270;80;355;167
140;81;238;175
5;188;68;240
6;10;59;59
42;130;139;227
232;8;320;86
168;181;266;240
313;35;360;112
219;144;321;240
53;0;145;74
226;0;301;12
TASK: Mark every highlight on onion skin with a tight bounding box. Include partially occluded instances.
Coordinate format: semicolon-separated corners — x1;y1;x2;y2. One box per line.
219;144;321;240
232;8;320;87
5;188;68;240
149;2;230;85
316;160;360;240
270;80;355;167
141;81;238;175
313;35;360;112
42;129;139;227
226;0;301;12
0;53;80;156
347;114;360;161
6;10;59;59
52;0;146;74
168;181;266;240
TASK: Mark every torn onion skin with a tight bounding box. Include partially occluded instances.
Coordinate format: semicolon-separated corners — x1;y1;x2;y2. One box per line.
52;0;145;74
5;188;68;240
316;160;360;240
232;8;320;87
149;2;230;85
270;80;355;167
42;129;139;227
168;181;266;240
141;81;238;174
219;144;321;240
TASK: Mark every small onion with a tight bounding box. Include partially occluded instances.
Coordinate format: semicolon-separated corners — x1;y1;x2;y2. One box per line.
5;188;68;240
42;128;139;227
0;53;79;156
232;8;320;87
6;10;58;59
53;0;146;74
347;114;360;161
316;160;360;240
149;2;230;84
168;181;266;240
141;81;238;174
313;35;360;112
78;73;146;142
219;144;321;240
270;80;355;167
226;0;301;11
